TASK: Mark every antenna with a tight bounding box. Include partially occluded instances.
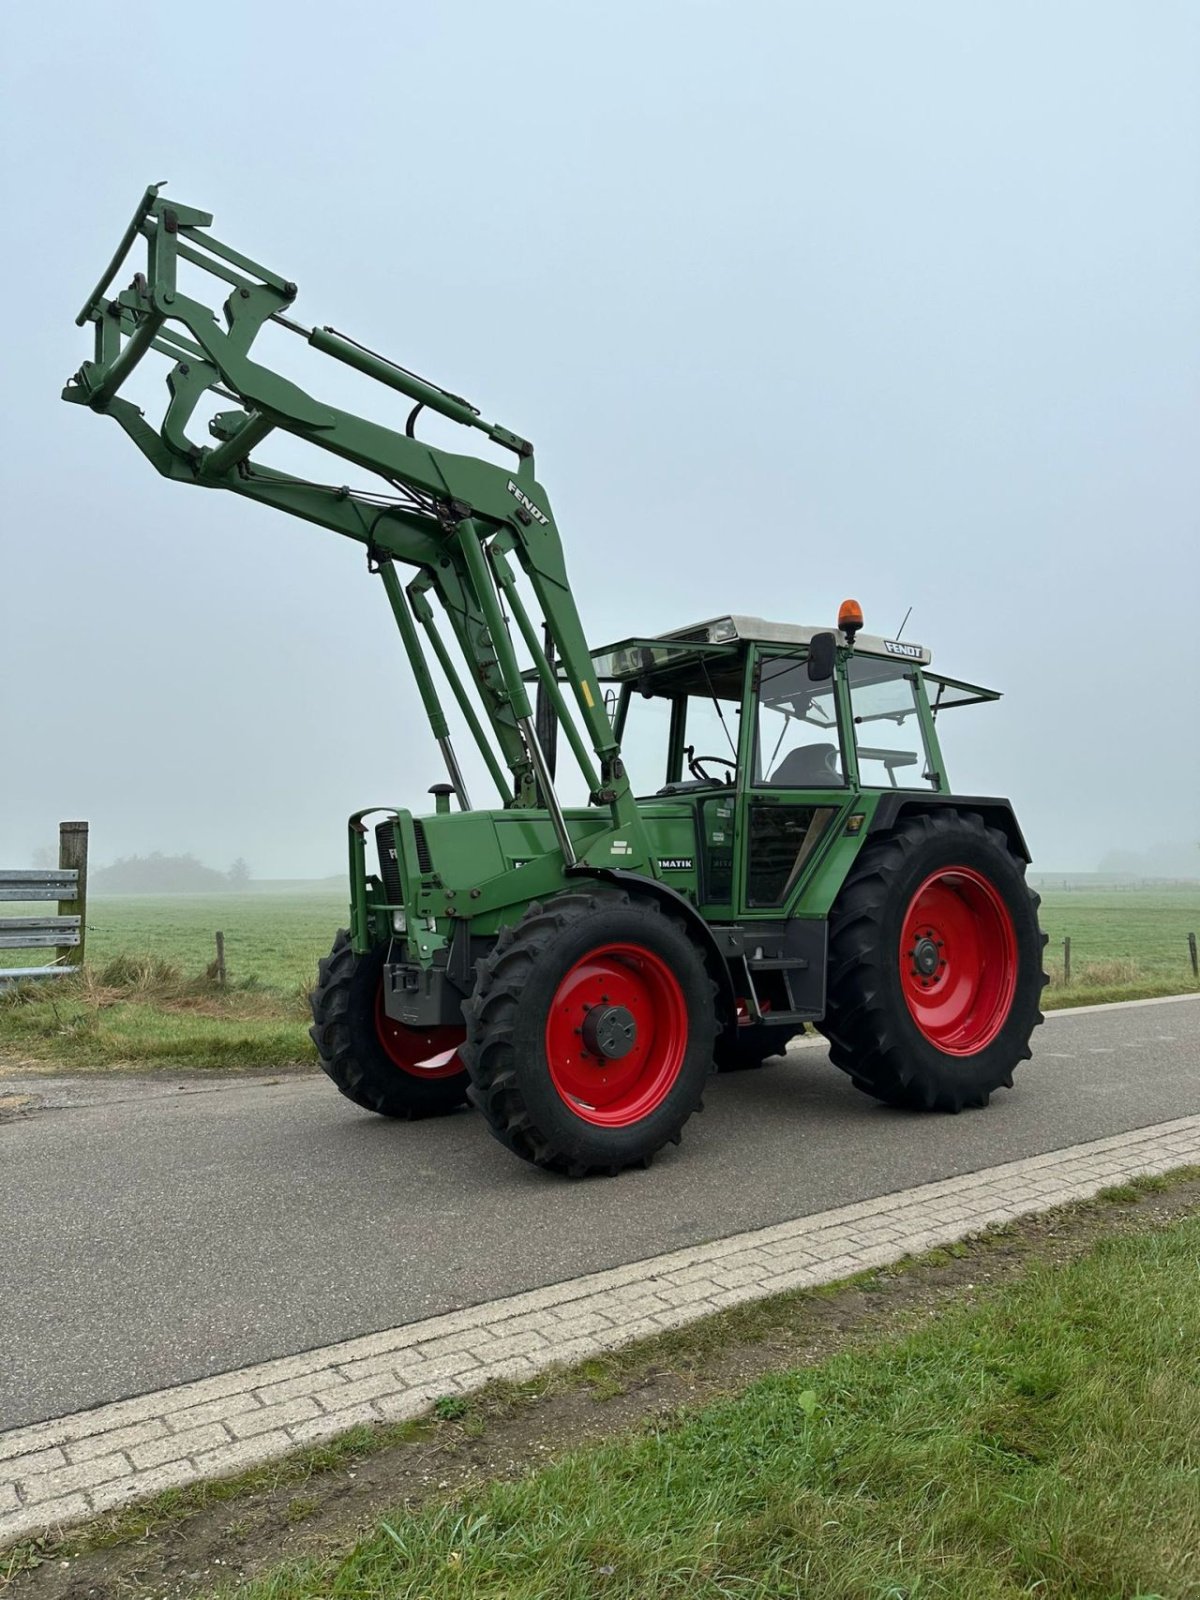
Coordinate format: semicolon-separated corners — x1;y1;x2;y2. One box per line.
894;605;913;641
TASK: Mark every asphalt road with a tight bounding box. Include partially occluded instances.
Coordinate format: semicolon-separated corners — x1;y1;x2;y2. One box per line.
1;995;1196;1432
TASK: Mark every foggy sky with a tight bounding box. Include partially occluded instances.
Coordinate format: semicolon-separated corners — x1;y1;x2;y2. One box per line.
2;1;1197;879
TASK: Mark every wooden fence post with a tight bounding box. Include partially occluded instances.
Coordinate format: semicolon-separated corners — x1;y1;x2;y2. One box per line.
1063;935;1071;986
1190;932;1198;981
215;931;226;987
57;821;88;970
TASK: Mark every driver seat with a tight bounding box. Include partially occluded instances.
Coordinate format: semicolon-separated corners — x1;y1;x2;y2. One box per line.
768;742;841;787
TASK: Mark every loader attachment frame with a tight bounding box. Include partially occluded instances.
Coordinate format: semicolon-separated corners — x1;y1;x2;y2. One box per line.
63;185;648;874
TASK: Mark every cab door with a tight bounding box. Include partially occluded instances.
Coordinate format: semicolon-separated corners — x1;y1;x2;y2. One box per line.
730;647;853;1017
736;646;852;907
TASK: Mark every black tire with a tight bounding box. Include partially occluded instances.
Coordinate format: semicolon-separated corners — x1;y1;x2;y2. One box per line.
461;891;717;1176
309;930;469;1119
817;810;1047;1111
715;1020;803;1072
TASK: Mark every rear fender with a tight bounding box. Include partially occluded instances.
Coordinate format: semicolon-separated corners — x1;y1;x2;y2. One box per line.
867;795;1031;863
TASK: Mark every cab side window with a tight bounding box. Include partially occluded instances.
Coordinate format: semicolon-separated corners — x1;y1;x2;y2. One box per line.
847;657;938;789
756;657;844;788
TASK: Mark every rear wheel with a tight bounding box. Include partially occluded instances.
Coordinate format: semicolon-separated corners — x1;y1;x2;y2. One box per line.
462;891;716;1175
309;930;469;1118
817;810;1047;1111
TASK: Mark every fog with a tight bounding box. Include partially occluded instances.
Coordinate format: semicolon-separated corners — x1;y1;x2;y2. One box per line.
2;1;1197;879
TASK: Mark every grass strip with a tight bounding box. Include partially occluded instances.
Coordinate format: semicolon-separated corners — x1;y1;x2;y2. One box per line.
0;959;314;1072
216;1210;1200;1600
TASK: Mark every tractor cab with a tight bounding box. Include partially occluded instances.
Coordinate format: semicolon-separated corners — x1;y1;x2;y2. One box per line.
583;614;998;917
592;613;957;798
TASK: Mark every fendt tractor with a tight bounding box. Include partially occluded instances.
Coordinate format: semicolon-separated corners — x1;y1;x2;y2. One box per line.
65;187;1048;1176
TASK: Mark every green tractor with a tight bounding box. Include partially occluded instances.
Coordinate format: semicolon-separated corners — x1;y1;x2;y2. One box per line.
65;187;1048;1176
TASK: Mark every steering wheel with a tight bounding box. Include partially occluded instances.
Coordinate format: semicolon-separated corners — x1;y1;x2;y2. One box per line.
686;749;737;785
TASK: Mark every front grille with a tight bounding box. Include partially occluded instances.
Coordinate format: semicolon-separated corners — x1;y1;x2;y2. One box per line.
412;818;433;873
375;821;404;903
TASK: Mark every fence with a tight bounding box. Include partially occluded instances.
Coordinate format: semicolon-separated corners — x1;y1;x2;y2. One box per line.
0;821;89;986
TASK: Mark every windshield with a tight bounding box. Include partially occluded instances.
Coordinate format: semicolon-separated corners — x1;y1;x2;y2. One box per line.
620;683;742;796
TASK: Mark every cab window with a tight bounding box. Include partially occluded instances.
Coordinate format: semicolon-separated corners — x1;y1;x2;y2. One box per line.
616;691;674;795
619;687;740;795
755;657;844;788
847;656;938;789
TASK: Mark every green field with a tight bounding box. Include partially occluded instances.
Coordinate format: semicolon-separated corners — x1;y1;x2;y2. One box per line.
1035;883;1200;999
0;889;350;989
1;885;1195;1071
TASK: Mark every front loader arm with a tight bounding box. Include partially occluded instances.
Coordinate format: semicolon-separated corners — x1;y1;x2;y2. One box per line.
83;370;539;797
63;186;651;866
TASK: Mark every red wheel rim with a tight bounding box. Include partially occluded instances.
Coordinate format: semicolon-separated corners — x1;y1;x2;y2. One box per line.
545;942;688;1127
899;866;1017;1054
374;985;465;1079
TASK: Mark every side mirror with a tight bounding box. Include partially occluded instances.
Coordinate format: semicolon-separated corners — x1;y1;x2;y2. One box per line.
807;631;836;682
637;645;656;699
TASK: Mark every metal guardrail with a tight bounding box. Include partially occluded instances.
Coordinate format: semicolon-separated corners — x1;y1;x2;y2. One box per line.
0;915;82;949
0;870;79;902
0;823;88;985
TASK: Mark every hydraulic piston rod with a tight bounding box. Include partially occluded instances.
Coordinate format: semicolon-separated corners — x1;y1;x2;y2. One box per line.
377;560;472;812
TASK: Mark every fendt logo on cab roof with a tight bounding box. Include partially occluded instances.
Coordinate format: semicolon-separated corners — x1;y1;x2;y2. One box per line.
507;481;549;526
883;640;923;660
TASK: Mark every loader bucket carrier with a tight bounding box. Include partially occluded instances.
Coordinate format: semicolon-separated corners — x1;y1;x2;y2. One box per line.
65;183;625;859
65;187;1047;1178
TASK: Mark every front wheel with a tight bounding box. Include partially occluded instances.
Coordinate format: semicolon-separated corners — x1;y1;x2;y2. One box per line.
462;891;716;1175
309;930;469;1119
817;810;1047;1111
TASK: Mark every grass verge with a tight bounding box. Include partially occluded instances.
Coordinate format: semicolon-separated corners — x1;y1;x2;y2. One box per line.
1042;974;1199;1009
0;959;313;1072
216;1212;1200;1599
5;1170;1197;1600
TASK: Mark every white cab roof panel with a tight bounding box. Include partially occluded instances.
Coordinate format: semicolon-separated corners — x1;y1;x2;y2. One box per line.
658;615;933;666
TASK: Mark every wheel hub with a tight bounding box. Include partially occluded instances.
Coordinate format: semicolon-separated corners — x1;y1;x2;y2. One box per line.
581;1003;637;1061
911;934;942;978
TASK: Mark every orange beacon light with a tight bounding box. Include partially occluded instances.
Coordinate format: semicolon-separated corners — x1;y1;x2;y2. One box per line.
838;598;864;643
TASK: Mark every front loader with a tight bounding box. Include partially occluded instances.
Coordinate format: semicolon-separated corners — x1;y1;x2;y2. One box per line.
64;187;1048;1176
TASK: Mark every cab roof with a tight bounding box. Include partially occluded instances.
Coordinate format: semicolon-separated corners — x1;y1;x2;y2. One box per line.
592;615;932;672
549;615;998;710
659;615;932;664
